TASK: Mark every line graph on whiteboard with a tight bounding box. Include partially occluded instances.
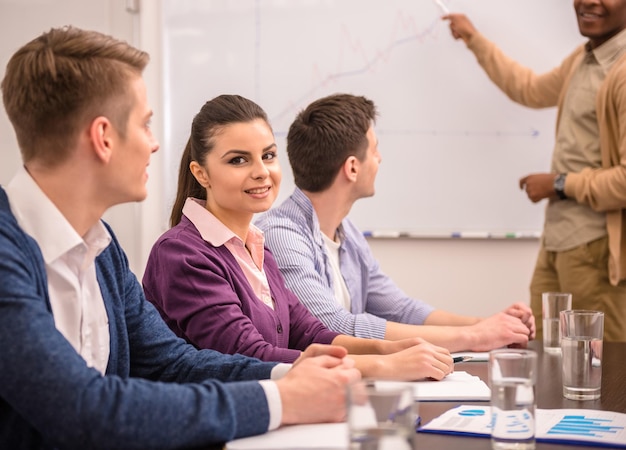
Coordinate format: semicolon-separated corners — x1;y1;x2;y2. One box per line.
162;0;582;234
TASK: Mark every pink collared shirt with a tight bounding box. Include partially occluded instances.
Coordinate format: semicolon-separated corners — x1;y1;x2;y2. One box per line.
183;198;274;309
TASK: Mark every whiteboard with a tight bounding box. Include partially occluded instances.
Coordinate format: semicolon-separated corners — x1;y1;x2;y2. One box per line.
160;0;583;235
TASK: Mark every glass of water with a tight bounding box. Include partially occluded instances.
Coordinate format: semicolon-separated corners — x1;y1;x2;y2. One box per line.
541;292;572;353
489;349;537;450
560;310;604;400
347;380;417;450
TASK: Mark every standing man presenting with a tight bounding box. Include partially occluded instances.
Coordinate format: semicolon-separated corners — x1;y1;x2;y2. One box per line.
443;0;626;341
256;93;535;352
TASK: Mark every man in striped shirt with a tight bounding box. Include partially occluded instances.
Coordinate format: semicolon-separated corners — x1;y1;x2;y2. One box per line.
256;93;535;353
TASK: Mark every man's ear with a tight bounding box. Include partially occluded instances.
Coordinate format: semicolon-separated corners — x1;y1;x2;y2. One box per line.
89;116;114;163
190;160;210;188
343;155;359;183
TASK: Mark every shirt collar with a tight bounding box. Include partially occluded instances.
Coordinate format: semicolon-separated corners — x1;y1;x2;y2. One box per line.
587;28;626;72
292;187;345;246
292;188;324;244
5;166;111;264
182;196;266;250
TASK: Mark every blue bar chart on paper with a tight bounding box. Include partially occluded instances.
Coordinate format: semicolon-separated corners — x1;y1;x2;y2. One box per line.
546;414;624;438
419;406;626;448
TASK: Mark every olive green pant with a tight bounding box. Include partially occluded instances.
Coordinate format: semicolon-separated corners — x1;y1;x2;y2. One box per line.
530;236;626;343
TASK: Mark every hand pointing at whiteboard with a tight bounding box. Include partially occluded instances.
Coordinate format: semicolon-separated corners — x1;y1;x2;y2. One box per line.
442;13;477;44
437;1;626;343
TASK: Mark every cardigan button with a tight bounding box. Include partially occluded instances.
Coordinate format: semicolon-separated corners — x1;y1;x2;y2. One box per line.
277;324;283;333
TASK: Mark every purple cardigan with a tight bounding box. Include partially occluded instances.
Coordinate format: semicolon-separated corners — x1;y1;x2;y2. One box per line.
142;215;339;363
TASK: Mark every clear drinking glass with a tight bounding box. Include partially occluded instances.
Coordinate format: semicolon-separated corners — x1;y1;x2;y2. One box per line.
489;349;537;450
560;310;604;400
542;292;572;353
347;380;417;450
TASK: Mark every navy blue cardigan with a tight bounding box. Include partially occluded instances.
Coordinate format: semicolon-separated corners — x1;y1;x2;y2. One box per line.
0;187;277;449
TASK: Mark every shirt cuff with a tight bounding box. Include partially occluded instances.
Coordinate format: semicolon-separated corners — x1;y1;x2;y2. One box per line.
259;380;282;431
270;363;292;379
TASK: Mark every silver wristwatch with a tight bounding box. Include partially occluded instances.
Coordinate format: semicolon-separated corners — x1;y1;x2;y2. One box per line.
554;173;567;200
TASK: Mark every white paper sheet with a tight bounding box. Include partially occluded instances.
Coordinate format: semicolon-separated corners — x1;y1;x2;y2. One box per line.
375;370;491;401
226;423;347;450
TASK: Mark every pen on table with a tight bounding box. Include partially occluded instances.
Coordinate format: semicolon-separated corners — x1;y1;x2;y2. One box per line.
433;0;450;15
414;415;423;431
453;356;473;363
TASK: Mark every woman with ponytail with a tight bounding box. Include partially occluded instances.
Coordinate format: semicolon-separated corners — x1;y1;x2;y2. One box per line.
142;94;453;381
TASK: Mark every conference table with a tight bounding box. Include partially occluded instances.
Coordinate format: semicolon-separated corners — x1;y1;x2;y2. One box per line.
415;340;626;449
214;340;625;450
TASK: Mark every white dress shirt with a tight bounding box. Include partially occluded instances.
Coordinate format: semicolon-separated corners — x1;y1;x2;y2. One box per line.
321;232;352;311
5;167;111;374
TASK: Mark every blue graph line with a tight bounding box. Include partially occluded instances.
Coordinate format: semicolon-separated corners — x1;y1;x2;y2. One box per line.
249;2;542;141
268;18;440;124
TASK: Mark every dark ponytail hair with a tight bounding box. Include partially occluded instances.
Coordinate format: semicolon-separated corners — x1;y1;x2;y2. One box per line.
169;94;270;227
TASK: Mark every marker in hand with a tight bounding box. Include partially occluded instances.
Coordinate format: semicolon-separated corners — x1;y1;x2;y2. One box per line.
433;0;450;15
453;356;473;364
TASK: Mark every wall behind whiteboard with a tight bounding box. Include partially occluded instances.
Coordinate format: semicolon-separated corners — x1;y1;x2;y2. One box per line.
161;0;582;235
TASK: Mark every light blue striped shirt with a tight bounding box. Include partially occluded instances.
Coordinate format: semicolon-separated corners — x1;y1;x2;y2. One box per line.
256;188;434;340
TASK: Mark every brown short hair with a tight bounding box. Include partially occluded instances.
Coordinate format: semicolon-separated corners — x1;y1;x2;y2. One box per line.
286;93;377;192
1;26;149;166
